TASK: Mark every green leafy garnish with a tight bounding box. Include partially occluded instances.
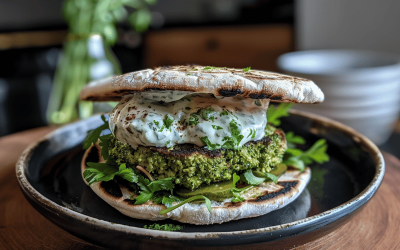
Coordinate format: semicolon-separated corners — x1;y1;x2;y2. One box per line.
83;115;109;149
199;107;216;121
243;67;251;72
159;195;212;215
220;109;238;119
158;124;165;132
283;139;329;171
83;163;138;186
134;176;175;205
99;134;112;160
267;103;292;126
200;137;220;150
203;66;219;70
221;120;244;150
247;129;256;139
243;170;278;185
286;131;306;148
163;114;174;129
186;73;192;75
231;173;251;202
144;223;182;231
154;120;159;126
212;125;223;130
188;114;199;126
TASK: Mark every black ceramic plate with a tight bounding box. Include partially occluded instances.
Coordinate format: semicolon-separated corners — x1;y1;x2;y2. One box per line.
16;110;384;249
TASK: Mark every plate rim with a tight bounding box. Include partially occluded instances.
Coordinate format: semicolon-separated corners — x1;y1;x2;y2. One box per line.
15;110;385;240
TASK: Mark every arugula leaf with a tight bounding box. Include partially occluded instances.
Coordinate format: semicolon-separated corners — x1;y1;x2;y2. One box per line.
243;170;265;185
286;131;306;148
144;223;182;231
188;114;199;126
159;195;212;215
212;125;223;130
201;136;220;150
83;163;138;186
231;173;251;202
161;196;181;208
83;114;109;149
243;67;251;72
243;170;279;185
163;114;174;129
267;103;293;126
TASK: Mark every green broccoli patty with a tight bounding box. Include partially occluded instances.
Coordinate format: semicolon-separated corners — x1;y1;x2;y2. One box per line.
109;125;286;190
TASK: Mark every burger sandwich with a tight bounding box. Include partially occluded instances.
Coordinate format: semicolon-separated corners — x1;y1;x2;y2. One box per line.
79;65;327;225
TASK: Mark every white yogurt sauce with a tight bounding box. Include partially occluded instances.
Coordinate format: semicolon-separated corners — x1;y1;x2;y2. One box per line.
109;91;269;150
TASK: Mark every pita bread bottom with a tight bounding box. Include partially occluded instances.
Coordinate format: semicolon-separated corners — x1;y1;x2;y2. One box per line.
81;146;311;225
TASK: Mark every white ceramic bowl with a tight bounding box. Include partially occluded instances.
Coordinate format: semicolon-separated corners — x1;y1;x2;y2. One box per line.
278;50;400;145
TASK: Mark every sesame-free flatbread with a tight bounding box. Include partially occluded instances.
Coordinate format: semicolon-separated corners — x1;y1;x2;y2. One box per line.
79;65;324;103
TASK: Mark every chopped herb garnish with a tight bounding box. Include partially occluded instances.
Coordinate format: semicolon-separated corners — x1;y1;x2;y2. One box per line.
243;67;251;72
154;120;159;126
200;136;220;150
158;124;165;132
220;110;229;116
188;114;199;126
186;73;192;75
144;223;182;231
163;114;174;129
221;120;244;150
198;107;216;121
212;125;223;130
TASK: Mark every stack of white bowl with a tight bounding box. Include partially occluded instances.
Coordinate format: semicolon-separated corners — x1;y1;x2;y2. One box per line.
277;50;400;145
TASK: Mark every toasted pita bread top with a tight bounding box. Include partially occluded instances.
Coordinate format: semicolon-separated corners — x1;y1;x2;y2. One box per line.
79;65;324;103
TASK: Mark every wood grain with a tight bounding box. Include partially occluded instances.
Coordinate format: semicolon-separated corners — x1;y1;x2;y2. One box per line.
0;127;399;249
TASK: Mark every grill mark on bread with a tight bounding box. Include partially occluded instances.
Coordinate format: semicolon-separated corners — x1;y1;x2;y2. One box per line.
250;181;299;203
80;65;324;103
218;89;243;97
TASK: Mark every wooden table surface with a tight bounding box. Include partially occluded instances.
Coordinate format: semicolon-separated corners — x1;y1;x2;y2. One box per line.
1;127;400;249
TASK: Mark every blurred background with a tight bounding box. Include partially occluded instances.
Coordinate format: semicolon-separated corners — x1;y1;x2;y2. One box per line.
0;0;399;155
